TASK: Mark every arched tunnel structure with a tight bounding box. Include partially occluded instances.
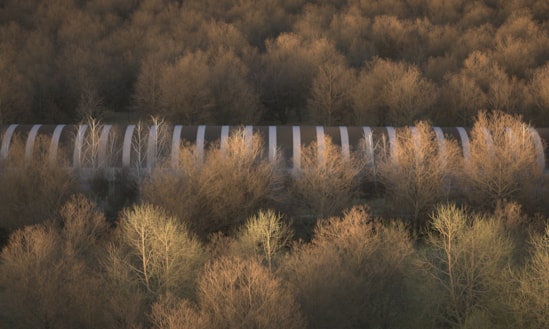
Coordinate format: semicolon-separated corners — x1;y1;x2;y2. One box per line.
0;124;548;173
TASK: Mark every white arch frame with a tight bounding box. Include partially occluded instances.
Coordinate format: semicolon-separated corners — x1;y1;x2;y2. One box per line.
122;125;136;168
98;125;112;168
73;124;88;168
386;126;397;161
268;126;277;162
25;124;41;160
292;126;301;172
362;127;375;168
171;125;183;168
339;126;350;160
196;125;206;163
1;124;18;160
316;126;325;164
49;125;65;165
457;127;471;163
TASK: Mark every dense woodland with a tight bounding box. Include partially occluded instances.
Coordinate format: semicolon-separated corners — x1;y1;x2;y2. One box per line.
4;1;549;328
1;0;549;125
1;112;549;328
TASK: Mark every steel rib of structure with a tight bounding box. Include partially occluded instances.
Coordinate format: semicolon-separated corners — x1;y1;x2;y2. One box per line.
0;125;547;172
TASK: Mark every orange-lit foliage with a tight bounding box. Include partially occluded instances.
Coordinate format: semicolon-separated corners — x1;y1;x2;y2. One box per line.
307;62;356;125
352;58;437;126
376;121;462;234
461;111;545;209
291;135;363;220
142;129;284;239
150;257;306;329
0;195;113;329
0;135;78;230
1;0;549;125
282;206;436;329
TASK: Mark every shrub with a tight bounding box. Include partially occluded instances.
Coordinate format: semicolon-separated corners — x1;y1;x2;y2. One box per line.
376;121;462;235
142;129;285;239
282;206;436;329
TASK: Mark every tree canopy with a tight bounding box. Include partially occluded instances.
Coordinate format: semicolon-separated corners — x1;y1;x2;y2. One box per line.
1;0;549;125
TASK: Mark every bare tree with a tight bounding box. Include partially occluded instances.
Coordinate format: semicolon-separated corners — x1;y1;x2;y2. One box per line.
129;117;170;185
307;62;356;126
376;121;462;235
206;50;261;124
461;111;545;209
426;204;515;328
133;58;163;116
150;293;203;329
148;257;307;329
529;63;549;114
282;206;436;329
260;33;344;123
143;129;284;239
487;68;526;114
0;195;113;329
106;203;205;299
352;58;437;126
157;49;260;124
512;224;549;328
76;82;104;120
492;13;549;78
79;116;119;173
326;5;375;67
441;72;487;126
0;135;78;230
383;65;438;124
197;257;306;329
231;209;293;271
370;15;417;61
158;51;212;124
291;135;364;220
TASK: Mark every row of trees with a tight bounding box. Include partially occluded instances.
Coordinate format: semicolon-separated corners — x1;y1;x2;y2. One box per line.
2;0;549;125
2;195;549;328
0;110;547;328
0;111;545;235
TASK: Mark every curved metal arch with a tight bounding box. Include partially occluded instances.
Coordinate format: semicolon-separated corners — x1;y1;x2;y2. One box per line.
1;124;18;160
0;125;547;173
